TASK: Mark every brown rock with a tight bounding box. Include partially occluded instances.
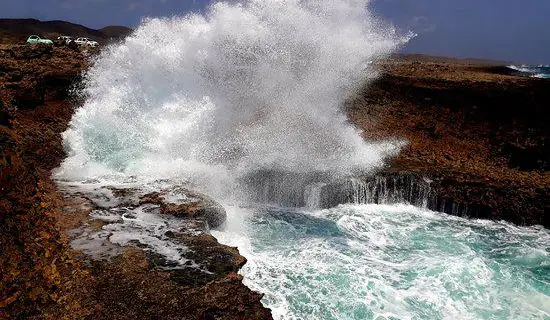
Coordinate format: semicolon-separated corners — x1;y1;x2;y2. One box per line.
1;43;268;319
9;43;53;59
140;191;227;228
352;55;549;226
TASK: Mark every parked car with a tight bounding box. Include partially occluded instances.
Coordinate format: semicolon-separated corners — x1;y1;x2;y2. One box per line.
57;36;74;44
26;35;53;45
74;37;99;47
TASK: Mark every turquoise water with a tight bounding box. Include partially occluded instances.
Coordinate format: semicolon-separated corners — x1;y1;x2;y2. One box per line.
213;204;550;319
508;65;550;79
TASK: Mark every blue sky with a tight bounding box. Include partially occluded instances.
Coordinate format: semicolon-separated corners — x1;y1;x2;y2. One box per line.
2;0;549;63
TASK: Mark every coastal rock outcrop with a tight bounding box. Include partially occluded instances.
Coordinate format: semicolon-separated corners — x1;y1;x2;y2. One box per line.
2;40;548;319
0;43;271;319
350;55;549;227
1;44;90;318
139;190;227;229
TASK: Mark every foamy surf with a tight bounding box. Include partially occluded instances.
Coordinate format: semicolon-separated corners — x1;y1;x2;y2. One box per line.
508;65;550;78
52;1;549;319
213;204;550;320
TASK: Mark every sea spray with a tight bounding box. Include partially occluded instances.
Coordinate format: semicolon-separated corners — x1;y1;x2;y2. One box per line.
53;3;550;319
56;0;411;200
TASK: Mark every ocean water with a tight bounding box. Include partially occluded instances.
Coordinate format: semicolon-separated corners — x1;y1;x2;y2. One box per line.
508;65;550;79
53;1;550;319
213;204;550;320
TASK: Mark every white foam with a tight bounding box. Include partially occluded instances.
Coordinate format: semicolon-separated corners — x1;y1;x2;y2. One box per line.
55;0;412;199
508;65;550;79
508;65;533;73
213;203;550;319
62;181;213;269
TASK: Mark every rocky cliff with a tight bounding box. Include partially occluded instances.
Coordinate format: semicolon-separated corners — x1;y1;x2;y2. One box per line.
1;42;548;318
350;56;549;227
0;44;271;319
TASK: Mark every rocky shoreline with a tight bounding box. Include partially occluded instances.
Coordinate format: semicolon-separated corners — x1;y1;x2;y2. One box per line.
1;44;271;319
1;43;548;318
350;55;549;227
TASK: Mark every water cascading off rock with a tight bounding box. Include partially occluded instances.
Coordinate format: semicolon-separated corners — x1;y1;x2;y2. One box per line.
241;171;434;209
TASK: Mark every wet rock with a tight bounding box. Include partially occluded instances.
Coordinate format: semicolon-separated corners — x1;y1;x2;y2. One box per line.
162;202;227;229
139;191;227;229
88;249;272;320
138;192;163;204
107;187;138;198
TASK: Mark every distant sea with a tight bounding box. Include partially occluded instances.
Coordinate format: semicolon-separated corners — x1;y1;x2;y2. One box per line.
508;65;550;78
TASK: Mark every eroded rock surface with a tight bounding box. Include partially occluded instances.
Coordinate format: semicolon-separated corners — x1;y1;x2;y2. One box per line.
58;182;271;319
350;55;549;227
3;40;549;319
139;189;227;228
1;43;271;319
